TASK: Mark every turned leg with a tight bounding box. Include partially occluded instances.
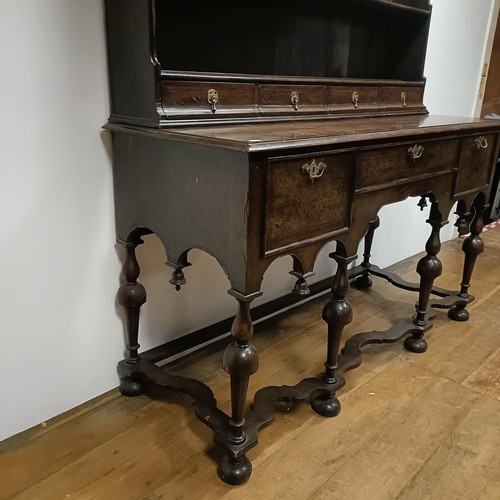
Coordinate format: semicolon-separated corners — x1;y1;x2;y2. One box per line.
353;216;380;289
448;201;485;322
404;200;445;353
117;239;147;396
312;252;354;417
218;291;260;485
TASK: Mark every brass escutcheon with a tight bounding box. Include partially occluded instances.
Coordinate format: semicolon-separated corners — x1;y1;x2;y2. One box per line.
401;91;407;107
291;91;299;111
301;159;326;182
408;144;424;161
352;91;359;109
207;89;219;113
475;136;488;150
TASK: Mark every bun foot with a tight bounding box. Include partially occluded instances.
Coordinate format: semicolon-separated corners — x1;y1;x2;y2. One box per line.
448;305;470;322
217;454;252;485
404;336;428;353
311;395;341;417
352;274;372;289
119;377;144;397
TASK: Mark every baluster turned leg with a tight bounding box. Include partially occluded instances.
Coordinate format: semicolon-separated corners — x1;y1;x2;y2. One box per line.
218;291;260;485
312;252;354;417
404;200;445;353
353;216;380;289
117;239;147;396
448;201;485;321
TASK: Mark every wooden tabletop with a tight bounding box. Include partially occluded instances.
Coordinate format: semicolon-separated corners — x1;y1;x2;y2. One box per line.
106;114;500;153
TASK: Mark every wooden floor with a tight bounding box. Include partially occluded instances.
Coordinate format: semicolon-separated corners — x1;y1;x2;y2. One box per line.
2;227;500;500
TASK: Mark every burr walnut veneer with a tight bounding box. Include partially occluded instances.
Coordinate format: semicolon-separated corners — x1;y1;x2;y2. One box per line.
104;0;500;484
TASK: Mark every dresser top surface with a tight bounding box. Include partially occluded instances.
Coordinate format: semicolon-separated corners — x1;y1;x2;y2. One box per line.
106;115;500;153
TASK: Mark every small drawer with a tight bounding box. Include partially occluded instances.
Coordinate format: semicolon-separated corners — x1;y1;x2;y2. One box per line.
258;84;327;113
357;139;459;191
327;85;379;110
264;151;355;254
454;133;498;197
380;86;424;109
162;81;257;113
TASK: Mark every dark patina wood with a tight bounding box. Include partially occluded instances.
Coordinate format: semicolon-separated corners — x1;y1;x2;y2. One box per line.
104;0;500;485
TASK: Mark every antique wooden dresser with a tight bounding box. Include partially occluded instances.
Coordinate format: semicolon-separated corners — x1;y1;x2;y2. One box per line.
104;0;500;484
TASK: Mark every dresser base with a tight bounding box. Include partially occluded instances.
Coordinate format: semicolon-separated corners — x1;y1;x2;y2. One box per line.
116;263;469;484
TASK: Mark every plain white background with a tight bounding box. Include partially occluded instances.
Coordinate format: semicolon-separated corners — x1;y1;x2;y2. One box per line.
0;0;498;441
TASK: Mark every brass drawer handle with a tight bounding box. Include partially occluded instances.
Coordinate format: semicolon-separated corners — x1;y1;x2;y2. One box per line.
302;159;326;182
475;136;488;150
207;89;218;113
408;144;424;161
291;91;299;111
352;91;359;109
401;91;407;107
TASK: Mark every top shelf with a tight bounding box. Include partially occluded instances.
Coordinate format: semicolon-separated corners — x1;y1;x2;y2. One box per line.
368;0;431;15
154;0;432;82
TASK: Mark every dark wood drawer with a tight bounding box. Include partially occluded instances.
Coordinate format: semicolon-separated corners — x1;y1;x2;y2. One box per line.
258;84;327;115
162;81;257;115
357;139;459;191
158;77;428;123
380;86;424;109
454;134;498;197
264;151;355;255
327;85;379;111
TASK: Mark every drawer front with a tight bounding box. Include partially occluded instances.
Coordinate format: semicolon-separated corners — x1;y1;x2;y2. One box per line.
162;81;257;114
264;152;355;254
258;84;327;113
380;86;424;109
454;133;498;196
357;139;459;191
327;85;379;111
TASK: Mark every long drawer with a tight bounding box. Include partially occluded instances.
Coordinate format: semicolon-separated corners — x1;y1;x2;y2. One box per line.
356;138;460;192
160;79;426;121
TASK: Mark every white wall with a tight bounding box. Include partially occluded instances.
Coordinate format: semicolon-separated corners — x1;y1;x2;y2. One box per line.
426;0;495;117
473;0;500;117
0;0;495;441
0;2;120;440
370;0;496;269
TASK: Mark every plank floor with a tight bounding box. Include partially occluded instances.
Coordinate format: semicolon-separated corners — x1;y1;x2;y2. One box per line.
2;227;500;500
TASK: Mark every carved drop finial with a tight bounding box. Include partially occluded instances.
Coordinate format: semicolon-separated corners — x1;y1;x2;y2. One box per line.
169;267;186;291
417;196;428;211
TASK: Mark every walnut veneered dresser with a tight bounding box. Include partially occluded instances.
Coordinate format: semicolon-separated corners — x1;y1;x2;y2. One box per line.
104;0;500;484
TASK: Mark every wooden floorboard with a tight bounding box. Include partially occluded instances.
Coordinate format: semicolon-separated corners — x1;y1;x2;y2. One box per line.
1;227;500;500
